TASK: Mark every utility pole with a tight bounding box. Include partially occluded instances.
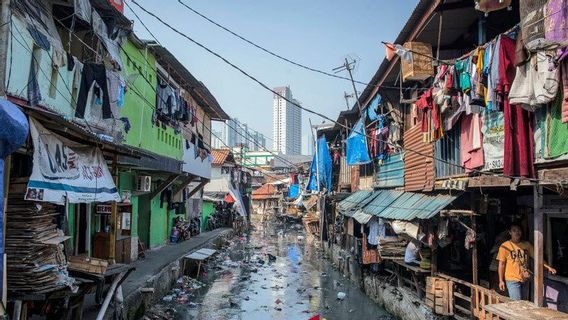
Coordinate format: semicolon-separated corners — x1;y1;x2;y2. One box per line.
343;92;353;110
0;0;10;98
333;58;362;115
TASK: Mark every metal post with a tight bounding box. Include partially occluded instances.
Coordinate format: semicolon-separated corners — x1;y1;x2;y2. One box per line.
345;58;363;115
0;0;10;97
309;119;320;192
533;184;544;306
109;154;118;264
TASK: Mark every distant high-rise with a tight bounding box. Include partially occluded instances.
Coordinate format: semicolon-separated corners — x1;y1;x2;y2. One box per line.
301;134;314;156
211;128;225;149
272;86;302;155
225;118;267;151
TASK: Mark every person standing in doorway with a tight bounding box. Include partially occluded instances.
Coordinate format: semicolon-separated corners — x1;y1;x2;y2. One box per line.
497;224;556;300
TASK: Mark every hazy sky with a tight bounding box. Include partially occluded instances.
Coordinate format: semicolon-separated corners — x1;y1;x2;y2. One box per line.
124;1;418;149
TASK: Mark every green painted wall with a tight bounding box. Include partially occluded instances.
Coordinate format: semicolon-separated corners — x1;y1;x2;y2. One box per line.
118;172;138;237
149;195;168;248
120;39;183;160
67;204;76;252
202;201;215;231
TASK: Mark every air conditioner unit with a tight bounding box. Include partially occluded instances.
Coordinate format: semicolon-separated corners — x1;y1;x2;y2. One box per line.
136;176;152;192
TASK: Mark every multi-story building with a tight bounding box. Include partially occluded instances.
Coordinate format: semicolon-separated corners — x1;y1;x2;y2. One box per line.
225;118;267;151
211;128;226;149
301;134;314;156
272;86;302;155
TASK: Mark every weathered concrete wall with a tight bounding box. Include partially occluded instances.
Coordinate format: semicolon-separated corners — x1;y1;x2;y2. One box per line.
125;231;234;320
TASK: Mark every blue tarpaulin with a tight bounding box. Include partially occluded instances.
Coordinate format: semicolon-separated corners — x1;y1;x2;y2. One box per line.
0;98;29;301
306;137;332;192
367;94;382;121
288;184;300;198
346;117;371;165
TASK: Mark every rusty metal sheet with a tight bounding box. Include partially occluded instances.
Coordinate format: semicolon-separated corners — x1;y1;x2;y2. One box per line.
404;124;435;192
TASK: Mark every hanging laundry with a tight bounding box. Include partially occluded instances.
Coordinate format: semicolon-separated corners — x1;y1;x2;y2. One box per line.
547;90;568;158
346;118;371;165
119;117;131;133
489;36;502;110
544;0;568;46
460;113;484;172
384;43;412;62
75;63;112;119
562;59;568;123
498;35;535;178
27;57;42;107
509;51;560;111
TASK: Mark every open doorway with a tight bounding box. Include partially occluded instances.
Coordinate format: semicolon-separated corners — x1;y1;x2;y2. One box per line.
75;203;90;255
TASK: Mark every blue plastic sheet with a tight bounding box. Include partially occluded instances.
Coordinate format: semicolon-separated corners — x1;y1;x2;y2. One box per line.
367;94;382;121
346;117;371;165
288;184;300;198
306;137;333;192
0;98;29;301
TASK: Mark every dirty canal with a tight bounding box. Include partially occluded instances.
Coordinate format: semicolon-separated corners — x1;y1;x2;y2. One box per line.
146;219;393;319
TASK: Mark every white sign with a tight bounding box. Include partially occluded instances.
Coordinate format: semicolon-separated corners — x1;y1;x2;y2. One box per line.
481;111;505;171
26;118;120;204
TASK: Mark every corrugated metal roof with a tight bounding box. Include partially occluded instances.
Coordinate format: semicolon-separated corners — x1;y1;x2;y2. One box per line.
352;210;374;224
362;189;459;221
375;153;405;188
338;190;376;217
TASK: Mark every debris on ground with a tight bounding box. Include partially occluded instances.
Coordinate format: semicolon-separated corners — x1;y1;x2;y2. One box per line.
337;292;347;300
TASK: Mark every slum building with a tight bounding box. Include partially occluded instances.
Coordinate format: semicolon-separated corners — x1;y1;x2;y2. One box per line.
314;1;568;319
0;0;242;318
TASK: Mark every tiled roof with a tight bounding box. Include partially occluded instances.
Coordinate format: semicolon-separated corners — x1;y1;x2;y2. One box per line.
252;184;279;200
211;149;230;165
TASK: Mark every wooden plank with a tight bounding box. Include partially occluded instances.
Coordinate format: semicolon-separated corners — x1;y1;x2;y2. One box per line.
172;174;196;198
534;185;544;307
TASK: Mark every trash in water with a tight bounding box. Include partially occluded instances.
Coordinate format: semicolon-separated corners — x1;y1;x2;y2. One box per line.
297;235;304;240
337;292;346;300
162;295;174;302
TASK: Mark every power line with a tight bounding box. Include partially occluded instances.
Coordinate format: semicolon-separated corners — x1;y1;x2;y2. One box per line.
121;1;301;171
175;0;426;93
129;0;544;184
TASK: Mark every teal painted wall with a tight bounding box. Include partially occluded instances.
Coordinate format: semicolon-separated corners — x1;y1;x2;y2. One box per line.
119;39;183;160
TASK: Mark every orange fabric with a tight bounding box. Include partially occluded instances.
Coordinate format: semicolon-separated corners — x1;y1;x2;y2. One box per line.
496;240;533;282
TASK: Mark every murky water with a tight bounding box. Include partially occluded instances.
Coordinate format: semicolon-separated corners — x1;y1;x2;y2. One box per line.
149;219;393;320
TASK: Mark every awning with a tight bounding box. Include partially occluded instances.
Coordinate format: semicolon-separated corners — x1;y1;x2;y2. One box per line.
362;189;460;221
338;190;378;217
352;210;374;224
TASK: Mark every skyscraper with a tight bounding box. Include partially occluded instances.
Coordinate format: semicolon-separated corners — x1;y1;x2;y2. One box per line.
301;134;314;156
272;86;302;155
224;118;267;151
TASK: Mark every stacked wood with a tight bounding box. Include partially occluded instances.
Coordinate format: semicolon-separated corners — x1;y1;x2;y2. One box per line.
5;192;73;293
378;237;408;259
68;256;108;274
425;277;454;316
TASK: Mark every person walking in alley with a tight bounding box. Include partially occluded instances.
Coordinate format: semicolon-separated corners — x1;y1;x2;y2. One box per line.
497;224;556;300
